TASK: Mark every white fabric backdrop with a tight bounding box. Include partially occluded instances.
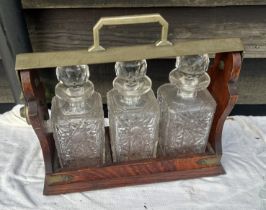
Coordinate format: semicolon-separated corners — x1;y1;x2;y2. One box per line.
0;105;265;210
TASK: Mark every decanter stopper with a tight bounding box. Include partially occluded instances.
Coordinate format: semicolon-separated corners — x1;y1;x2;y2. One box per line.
175;54;209;75
56;65;89;87
115;60;147;81
169;54;210;98
55;65;94;103
113;60;151;97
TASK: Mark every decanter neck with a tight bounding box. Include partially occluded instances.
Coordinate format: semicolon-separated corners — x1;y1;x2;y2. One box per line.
177;86;197;98
66;85;85;96
55;80;94;102
176;74;199;98
170;71;210;99
67;100;86;113
55;81;94;114
121;95;141;105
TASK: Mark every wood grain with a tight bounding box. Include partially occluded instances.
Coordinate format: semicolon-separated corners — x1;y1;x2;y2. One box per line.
48;154;220;184
20;70;55;173
22;0;266;9
208;53;242;154
24;7;266;58
44;166;225;195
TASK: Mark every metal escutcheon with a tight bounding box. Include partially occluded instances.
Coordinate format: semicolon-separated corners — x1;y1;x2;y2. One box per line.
20;105;31;125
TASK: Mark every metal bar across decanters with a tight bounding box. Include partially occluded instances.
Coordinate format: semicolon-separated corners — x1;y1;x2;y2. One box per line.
15;38;243;71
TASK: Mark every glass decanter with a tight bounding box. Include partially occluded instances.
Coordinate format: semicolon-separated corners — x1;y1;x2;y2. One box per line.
51;65;105;168
107;60;160;163
157;54;216;157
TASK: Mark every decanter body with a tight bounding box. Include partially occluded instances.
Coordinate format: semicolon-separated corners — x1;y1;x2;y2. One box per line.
107;60;160;163
51;65;105;168
157;55;216;157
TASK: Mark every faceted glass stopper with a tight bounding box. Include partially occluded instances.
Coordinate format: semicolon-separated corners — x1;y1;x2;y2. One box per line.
169;54;211;96
175;54;209;76
113;60;151;97
115;60;147;82
56;65;90;87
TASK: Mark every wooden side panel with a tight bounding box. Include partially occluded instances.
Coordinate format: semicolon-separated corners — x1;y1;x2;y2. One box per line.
20;70;54;173
208;52;242;154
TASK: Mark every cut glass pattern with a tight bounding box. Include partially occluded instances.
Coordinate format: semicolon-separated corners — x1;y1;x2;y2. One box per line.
51;65;105;168
158;55;216;157
107;60;159;163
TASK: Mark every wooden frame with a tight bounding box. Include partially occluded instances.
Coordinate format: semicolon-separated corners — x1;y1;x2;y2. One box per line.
16;17;243;194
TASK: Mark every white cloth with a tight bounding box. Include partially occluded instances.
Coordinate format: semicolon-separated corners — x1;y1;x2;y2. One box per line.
0;105;265;210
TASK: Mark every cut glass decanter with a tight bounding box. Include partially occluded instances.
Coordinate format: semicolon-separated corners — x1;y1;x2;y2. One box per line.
51;65;105;168
107;60;160;163
157;54;216;157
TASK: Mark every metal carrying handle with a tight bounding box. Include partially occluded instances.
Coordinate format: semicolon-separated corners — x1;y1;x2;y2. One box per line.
88;13;172;52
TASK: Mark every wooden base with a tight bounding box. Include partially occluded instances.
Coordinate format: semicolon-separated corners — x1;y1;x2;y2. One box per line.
44;154;225;195
43;128;225;195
